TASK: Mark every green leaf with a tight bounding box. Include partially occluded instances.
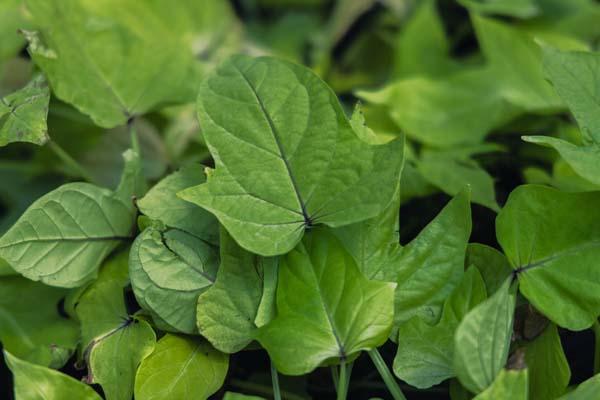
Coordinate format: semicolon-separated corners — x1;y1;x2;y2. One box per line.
135;334;229;400
542;48;600;143
454;277;517;393
393;0;456;78
0;0;31;62
179;55;403;256
394;267;487;389
417;149;499;211
0;75;50;147
472;369;528;400
473;15;562;111
459;0;540;18
23;0;239;127
0;150;139;287
358;68;517;146
77;271;156;400
4;350;102;400
559;373;600;399
0;276;78;367
197;229;278;353
522;324;570;400
137;165;219;245
393;189;472;325
466;244;513;295
522;136;600;186
496;185;600;330
256;230;395;375
129;227;218;334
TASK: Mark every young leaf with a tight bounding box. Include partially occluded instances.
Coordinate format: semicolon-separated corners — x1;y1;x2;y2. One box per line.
496;185;600;330
135;334;228;400
129;227;218;334
137;165;219;245
472;369;528;400
197;229;278;353
522;324;570;400
179;55;403;256
4;350;102;400
394;266;487;389
0;75;50;147
559;373;600;400
23;0;238;127
454;277;517;393
77;274;156;400
0;276;78;368
0;150;139;287
256;230;396;375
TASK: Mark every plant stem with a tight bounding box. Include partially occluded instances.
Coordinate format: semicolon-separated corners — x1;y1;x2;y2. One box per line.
368;348;407;400
331;365;339;391
336;360;352;400
229;379;305;400
48;140;96;184
271;361;282;400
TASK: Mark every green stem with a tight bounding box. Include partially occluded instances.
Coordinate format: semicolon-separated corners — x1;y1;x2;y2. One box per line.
331;365;339;391
336;361;352;400
368;348;407;400
48;140;96;184
271;361;282;400
229;379;305;400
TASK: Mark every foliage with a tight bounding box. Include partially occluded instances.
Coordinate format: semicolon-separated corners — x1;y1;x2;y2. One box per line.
1;0;600;399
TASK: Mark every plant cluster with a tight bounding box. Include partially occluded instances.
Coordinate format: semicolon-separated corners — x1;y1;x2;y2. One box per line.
1;1;600;399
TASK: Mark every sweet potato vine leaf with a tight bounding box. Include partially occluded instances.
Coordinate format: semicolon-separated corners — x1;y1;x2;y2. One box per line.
472;368;528;400
197;228;278;353
0;75;50;147
135;334;228;400
0;147;142;288
496;184;600;330
4;350;102;400
179;55;403;256
523;48;600;185
129;227;219;334
256;230;395;375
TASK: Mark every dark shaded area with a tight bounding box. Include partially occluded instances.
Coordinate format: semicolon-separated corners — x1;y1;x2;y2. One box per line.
561;329;596;385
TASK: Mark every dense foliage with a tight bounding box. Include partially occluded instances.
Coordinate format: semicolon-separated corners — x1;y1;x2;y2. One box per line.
1;0;600;399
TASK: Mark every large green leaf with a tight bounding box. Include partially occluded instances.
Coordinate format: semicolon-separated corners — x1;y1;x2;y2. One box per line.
4;350;102;400
24;0;238;127
197;229;278;353
0;75;50;147
0;276;78;367
0;150;140;287
179;55;403;256
135;334;228;400
137;165;219;245
496;185;600;330
394;266;487;389
77;268;156;400
129;227;218;334
559;373;600;399
472;369;528;400
454;277;517;393
0;0;30;62
256;230;395;375
522;324;570;400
